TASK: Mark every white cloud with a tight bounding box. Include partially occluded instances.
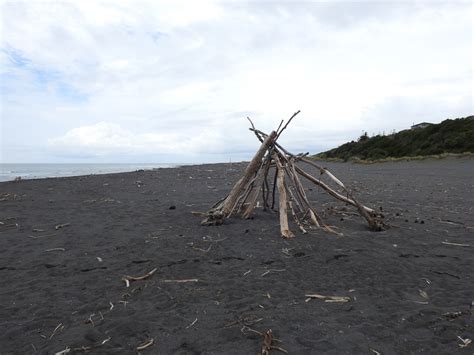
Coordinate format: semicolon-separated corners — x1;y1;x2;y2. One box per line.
48;122;133;151
1;0;472;163
47;121;228;158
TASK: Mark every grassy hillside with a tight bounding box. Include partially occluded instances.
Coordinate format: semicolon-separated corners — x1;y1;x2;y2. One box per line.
316;116;474;161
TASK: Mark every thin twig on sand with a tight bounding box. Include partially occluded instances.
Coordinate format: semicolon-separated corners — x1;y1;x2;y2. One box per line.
122;268;158;287
305;293;351;303
54;337;111;354
441;241;471;247
161;278;199;283
261;269;286;277
55;223;70;230
192;244;212;253
457;336;472;348
136;338;154;351
185;318;198;329
49;323;64;339
45;248;66;252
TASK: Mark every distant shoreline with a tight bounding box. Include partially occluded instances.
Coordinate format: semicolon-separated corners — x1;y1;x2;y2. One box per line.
3;153;473;182
0;163;183;182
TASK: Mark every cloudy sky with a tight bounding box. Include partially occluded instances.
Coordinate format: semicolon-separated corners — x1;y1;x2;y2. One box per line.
1;0;472;163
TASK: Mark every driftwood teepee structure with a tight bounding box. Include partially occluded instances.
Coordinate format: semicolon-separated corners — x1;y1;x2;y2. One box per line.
198;111;384;237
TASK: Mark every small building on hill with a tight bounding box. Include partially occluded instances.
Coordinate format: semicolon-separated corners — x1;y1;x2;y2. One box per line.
411;122;433;130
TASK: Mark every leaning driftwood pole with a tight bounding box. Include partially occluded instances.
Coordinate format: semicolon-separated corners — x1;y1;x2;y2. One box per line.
241;156;272;219
220;130;277;216
294;165;374;214
201;130;277;225
274;154;294;238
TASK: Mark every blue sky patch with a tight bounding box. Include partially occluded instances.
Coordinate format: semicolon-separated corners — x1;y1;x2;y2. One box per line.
3;47;31;67
2;47;88;103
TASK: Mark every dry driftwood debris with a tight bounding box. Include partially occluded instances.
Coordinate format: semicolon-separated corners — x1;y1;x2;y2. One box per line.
54;337;111;354
197;111;384;237
162;278;199;283
185;317;198;329
55;223;71;230
242;327;288;354
45;247;66;252
49;323;64;339
122;267;157;287
457;336;472;348
136;338;154;351
305;293;351;303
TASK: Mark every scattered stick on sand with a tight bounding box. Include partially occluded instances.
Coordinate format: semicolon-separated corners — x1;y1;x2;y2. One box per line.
84;314;96;326
136;338;154;351
55;223;70;230
261;329;288;355
305;293;351;303
49;323;64;339
241;327;288;354
441;241;471;247
122;267;158;287
162;278;199;283
45;248;66;252
54;337;111;354
261;269;286;277
457;336;472;348
185;317;198;329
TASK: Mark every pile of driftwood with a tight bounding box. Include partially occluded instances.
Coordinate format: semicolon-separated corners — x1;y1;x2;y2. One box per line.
198;111;384;237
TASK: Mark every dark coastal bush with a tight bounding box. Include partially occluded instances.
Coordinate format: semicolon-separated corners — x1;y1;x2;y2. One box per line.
317;116;474;161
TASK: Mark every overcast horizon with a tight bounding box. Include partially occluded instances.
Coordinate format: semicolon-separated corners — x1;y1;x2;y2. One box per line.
1;0;472;164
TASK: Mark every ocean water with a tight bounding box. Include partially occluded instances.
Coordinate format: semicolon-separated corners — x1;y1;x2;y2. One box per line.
0;163;181;182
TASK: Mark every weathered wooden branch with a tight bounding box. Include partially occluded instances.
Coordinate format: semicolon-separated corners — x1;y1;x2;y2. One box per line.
242;156;272;219
285;161;320;226
276;110;301;139
262;168;271;210
271;167;278;210
294;165;374;214
274;154;294;238
287;189;307;234
294;166;379;230
201;131;277;225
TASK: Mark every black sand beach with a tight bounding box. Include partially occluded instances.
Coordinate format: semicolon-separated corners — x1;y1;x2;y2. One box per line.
0;158;473;354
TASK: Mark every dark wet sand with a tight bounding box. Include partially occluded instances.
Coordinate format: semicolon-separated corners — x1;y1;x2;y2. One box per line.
0;158;473;354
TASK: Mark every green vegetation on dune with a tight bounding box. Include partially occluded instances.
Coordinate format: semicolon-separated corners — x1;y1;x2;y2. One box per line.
316;116;474;161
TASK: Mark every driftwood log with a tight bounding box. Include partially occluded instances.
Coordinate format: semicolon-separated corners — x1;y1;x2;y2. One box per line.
198;111;384;237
